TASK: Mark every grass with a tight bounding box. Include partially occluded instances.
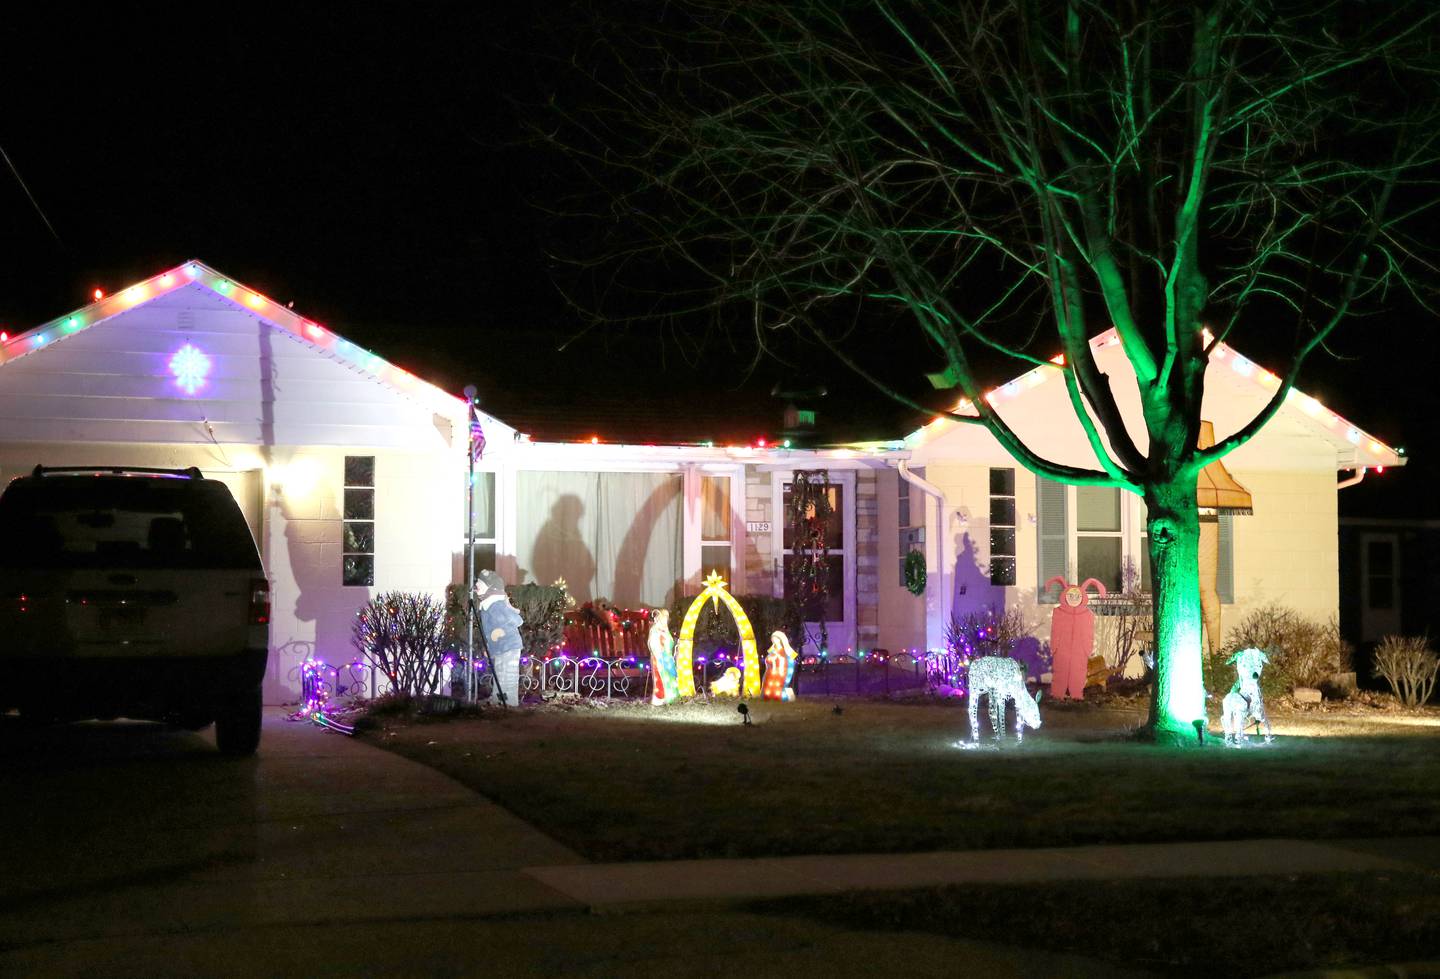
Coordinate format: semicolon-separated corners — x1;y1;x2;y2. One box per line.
359;697;1440;862
754;871;1440;976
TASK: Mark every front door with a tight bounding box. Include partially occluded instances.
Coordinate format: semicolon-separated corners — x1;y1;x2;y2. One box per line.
1360;532;1401;642
771;470;856;655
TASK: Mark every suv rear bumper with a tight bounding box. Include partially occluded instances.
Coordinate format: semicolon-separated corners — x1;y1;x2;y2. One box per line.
3;648;268;721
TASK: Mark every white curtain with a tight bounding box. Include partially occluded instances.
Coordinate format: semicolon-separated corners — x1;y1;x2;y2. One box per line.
516;471;682;607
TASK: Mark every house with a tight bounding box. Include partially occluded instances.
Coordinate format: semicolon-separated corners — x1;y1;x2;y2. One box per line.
0;262;1404;703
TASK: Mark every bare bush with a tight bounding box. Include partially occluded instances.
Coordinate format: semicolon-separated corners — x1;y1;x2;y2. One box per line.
1220;605;1353;696
946;606;1030;661
1093;571;1152;677
352;592;448;697
1372;635;1439;707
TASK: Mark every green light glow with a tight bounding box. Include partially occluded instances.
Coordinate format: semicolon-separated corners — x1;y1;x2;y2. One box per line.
1159;601;1206;728
64;317;81;332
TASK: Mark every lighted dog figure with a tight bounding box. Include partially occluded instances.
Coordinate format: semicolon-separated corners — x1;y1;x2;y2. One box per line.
647;609;678;706
967;656;1043;742
761;631;798;702
1222;647;1273;746
710;666;742;697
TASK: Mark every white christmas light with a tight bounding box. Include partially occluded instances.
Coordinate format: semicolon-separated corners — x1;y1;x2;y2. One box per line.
967;656;1042;742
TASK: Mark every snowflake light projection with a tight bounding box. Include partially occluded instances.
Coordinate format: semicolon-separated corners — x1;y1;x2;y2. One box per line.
169;343;211;395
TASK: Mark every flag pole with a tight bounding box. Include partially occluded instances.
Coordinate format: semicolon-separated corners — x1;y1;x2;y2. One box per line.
463;384;478;704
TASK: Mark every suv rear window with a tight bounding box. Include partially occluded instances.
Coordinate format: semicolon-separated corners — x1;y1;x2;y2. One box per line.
0;477;262;571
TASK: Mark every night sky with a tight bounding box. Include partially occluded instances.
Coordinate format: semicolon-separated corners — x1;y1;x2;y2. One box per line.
0;7;1433;515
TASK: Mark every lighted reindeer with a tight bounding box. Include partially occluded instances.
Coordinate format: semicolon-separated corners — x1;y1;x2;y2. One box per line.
967;656;1043;743
1221;647;1273;746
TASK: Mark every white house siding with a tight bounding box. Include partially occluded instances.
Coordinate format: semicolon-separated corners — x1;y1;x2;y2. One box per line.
0;278;477;705
875;467;926;655
264;446;462;703
1224;466;1339;629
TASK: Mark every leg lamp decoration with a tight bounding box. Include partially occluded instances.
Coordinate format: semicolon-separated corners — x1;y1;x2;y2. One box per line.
1044;576;1106;700
762;631;799;701
673;572;760;698
1221;647;1273;745
474;570;524;707
647;609;679;705
967;656;1043;742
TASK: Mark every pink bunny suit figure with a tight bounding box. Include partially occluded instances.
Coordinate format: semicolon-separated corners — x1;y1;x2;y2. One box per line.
1046;575;1106;700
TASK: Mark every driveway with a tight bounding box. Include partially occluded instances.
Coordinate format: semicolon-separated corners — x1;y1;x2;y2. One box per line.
0;709;584;972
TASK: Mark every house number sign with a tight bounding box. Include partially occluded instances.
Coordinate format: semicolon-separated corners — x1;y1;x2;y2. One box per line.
746;521;772;534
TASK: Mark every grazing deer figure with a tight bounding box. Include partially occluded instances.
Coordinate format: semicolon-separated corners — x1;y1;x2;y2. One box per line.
1222;647;1273;746
967;656;1043;742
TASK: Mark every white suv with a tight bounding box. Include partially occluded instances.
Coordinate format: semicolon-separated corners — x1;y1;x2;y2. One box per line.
0;467;269;755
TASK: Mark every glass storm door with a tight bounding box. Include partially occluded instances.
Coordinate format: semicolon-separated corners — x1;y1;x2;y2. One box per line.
772;470;856;655
1360;532;1401;642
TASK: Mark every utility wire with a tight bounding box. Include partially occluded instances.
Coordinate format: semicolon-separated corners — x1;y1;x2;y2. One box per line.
0;139;63;246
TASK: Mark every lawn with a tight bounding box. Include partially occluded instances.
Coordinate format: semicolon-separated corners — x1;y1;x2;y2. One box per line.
359;697;1440;862
754;870;1440;976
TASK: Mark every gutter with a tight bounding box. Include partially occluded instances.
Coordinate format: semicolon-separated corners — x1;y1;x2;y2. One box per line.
895;460;947;646
1337;467;1367;490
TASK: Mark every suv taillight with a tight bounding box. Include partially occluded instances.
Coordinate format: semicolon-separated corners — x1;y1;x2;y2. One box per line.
249;578;271;625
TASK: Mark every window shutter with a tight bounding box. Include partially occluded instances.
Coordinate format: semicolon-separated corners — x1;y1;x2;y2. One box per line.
1036;475;1068;602
1216;513;1235;604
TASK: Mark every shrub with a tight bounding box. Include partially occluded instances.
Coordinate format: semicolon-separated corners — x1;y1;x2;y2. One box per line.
667;592;800;652
1372;635;1439;707
1219;604;1352;697
353;592;449;696
445;579;573;661
1091;585;1152;676
946;605;1029;660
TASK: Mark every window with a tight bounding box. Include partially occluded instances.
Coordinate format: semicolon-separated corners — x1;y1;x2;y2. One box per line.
514;470;682;606
342;456;375;586
700;475;733;584
1037;476;1234;602
1076;485;1122;591
462;470;498;576
989;468;1016;585
782;480;844;622
897;468;925;586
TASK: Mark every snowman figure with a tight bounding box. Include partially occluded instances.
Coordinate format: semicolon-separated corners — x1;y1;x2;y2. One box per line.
474;569;524;706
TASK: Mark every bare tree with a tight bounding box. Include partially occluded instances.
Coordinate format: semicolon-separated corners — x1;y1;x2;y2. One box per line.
538;0;1440;741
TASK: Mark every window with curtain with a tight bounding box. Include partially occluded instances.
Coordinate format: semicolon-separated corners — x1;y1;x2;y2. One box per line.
515;471;682;607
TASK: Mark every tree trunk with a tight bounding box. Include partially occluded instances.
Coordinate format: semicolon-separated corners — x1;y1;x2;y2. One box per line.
1143;476;1208;744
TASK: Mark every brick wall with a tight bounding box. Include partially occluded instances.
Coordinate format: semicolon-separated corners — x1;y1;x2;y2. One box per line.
743;467;776;596
856;469;880;648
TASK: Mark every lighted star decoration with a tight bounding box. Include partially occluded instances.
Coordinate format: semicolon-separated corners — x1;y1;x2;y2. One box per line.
169;343;211;395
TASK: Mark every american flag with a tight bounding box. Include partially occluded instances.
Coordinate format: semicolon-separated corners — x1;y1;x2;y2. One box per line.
468;400;486;464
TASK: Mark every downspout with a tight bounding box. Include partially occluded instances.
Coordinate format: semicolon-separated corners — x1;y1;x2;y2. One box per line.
896;460;946;651
1337;467;1367;490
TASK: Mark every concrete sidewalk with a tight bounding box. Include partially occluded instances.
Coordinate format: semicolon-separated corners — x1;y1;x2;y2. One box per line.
525;836;1438;911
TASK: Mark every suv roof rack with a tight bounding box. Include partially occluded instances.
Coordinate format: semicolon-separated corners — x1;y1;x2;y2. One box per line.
30;465;206;480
